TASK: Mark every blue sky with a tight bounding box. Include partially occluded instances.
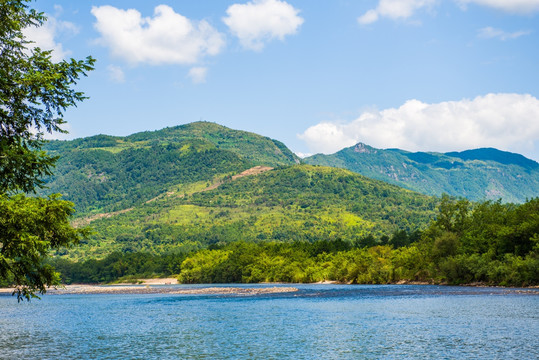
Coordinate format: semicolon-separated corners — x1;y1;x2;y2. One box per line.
29;0;539;160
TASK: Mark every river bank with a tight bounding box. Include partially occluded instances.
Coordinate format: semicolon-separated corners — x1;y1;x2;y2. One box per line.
1;278;537;297
0;283;298;296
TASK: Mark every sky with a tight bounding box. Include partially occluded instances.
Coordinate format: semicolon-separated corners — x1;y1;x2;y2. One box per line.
28;0;539;161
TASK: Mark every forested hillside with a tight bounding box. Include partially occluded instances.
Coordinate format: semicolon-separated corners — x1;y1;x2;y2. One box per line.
52;196;539;287
40;122;299;214
58;165;437;260
305;143;539;203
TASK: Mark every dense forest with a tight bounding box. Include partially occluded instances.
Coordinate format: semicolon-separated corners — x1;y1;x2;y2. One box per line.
51;196;538;287
41;139;252;214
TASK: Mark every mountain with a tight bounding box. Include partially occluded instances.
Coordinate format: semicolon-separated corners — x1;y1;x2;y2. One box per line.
37;122;437;260
304;143;539;203
41;122;300;214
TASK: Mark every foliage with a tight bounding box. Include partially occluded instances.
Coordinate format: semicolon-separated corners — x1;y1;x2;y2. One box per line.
0;0;94;300
56;165;438;260
0;0;95;194
39;122;302;215
125;121;300;166
52;197;538;287
42;140;251;213
50;251;185;284
174;196;538;287
0;194;89;300
420;195;539;286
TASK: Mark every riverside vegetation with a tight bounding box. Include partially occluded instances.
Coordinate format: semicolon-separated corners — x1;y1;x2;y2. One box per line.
49;196;539;287
11;122;534;288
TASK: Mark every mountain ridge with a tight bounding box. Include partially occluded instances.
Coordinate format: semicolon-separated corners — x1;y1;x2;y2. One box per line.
41;121;300;214
305;142;539;203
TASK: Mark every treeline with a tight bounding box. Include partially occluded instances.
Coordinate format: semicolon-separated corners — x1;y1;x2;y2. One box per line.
53;197;538;287
49;233;411;284
50;252;186;284
177;196;538;286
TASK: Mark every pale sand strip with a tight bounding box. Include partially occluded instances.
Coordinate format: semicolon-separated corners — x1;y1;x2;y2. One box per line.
0;285;298;296
139;278;178;285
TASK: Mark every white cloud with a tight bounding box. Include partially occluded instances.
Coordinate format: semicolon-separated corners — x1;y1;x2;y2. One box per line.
187;67;208;84
223;0;304;51
358;0;436;25
299;122;356;154
42;123;74;140
477;26;531;40
294;151;313;159
92;5;225;65
299;94;539;161
23;15;78;62
359;0;539;25
107;65;125;83
457;0;539;14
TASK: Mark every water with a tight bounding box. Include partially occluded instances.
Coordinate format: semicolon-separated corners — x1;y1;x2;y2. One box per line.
0;284;537;359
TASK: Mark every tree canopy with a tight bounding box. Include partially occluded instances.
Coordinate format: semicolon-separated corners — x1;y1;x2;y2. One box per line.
0;0;94;300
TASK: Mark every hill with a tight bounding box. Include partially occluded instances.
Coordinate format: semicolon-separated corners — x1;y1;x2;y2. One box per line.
60;164;437;260
40;122;300;214
304;143;539;203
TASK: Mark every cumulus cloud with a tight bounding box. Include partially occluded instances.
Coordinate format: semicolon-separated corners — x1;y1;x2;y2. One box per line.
478;26;531;40
41;123;74;140
294;151;313;159
91;5;225;65
187;67;208;84
223;0;304;51
457;0;539;14
359;0;539;25
358;0;436;25
23;15;78;62
107;65;125;83
299;94;539;160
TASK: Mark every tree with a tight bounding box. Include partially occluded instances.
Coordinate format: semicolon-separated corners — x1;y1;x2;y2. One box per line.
0;0;95;300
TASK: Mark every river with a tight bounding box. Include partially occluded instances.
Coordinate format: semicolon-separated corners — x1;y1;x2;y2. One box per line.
1;284;537;359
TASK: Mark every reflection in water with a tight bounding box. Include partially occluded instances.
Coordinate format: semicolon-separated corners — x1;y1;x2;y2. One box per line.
0;285;537;359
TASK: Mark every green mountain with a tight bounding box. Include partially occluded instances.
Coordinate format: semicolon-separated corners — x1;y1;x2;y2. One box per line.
41;121;300;214
304;143;539;203
37;122;438;260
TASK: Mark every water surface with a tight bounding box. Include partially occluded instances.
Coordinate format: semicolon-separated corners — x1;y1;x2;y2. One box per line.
1;284;537;359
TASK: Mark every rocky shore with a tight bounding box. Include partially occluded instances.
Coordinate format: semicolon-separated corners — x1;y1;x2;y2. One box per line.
0;284;299;296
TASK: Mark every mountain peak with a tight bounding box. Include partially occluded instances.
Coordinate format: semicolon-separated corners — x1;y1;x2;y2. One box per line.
353;142;378;154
